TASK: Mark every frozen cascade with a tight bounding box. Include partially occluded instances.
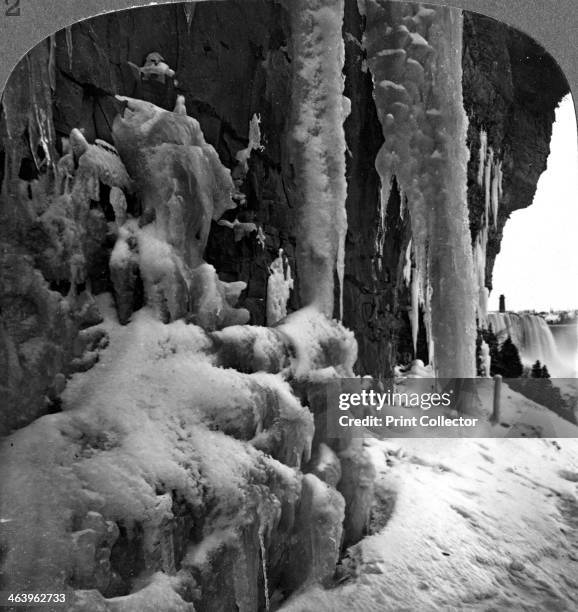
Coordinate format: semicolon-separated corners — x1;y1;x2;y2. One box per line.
361;1;476;377
473;133;503;325
488;312;563;375
288;0;349;319
267;249;294;326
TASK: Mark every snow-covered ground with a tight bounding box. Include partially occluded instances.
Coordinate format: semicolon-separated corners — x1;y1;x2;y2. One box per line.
3;293;576;609
283;432;578;610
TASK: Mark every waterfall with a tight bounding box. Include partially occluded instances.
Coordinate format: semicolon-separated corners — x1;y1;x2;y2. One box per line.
361;1;476;377
487;312;566;375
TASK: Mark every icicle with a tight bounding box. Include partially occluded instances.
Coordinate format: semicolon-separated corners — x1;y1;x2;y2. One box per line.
362;2;476;377
183;2;196;32
479;287;489;328
288;0;348;318
236;113;265;173
480;340;491;377
473;222;489;328
48;36;56;92
484;147;493;228
496;159;503;199
402;240;412;287
256;226;266;249
267;249;294;326
490;170;499;229
258;526;270;612
65;27;73;70
491;158;502;228
477;129;487;187
410;267;419;354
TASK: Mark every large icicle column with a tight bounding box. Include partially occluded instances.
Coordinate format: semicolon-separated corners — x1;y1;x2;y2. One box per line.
288;0;349;318
361;1;476;377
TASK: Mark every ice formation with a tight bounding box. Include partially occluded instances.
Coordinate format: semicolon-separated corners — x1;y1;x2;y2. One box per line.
217;217;258;241
473;224;489;327
266;249;294;326
288;0;349;319
183;2;196;31
236;113;265;173
110;95;249;328
139;52;176;82
479;340;491;377
472;129;504;326
1;41;57;181
0;299;363;602
361;1;476;377
4;3;568;609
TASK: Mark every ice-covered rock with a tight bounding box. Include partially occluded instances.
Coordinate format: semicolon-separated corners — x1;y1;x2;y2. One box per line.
109;96;249;328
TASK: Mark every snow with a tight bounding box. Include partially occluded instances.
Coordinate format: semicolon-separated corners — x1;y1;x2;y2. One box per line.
282;388;578;610
277;306;358;379
479;340;491;377
0;296;314;595
288;0;348;318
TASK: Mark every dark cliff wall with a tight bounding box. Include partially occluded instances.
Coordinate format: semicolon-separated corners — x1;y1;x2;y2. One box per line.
462;12;569;291
0;0;570;433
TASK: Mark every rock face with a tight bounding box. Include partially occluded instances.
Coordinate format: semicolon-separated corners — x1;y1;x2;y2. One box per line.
0;1;570;609
462;12;569;293
0;2;568;416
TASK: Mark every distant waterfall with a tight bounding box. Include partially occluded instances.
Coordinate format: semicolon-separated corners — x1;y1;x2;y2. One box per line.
487;312;564;375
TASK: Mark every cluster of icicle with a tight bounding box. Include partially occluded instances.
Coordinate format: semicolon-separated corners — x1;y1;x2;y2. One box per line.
473;129;504;328
360;0;476;377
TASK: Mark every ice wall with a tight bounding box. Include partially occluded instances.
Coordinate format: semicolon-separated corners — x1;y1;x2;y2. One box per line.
361;1;476;377
288;0;349;319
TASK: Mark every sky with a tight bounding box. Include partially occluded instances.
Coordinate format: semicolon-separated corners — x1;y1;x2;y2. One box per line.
489;94;578;312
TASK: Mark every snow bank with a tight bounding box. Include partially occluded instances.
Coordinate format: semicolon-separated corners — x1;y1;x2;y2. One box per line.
283;396;578;610
1;300;356;604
